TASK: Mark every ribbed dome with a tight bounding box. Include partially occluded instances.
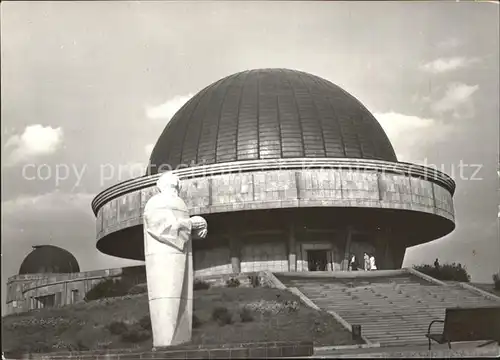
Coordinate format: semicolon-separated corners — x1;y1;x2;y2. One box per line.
19;245;80;275
148;69;397;174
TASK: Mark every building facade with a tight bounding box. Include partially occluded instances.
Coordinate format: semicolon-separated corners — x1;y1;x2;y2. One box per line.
5;245;145;315
92;69;456;275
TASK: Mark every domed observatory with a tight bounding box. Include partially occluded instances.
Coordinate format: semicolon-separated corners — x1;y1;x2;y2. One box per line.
92;69;455;275
19;245;80;275
12;245;81;310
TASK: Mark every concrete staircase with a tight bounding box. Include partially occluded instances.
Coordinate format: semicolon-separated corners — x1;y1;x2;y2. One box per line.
275;270;500;347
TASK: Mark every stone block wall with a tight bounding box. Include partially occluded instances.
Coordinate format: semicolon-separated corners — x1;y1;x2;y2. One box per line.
11;341;314;359
240;242;288;273
194;247;232;276
95;164;455;242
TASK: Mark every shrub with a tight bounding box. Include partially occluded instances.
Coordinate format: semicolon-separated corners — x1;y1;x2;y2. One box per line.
193;314;202;328
283;300;300;313
138;316;152;331
493;273;500;290
107;321;128;335
413;262;471;282
225;278;240;288
128;283;148;295
239;306;254;322
194;279;211;290
75;339;90;351
84;278;132;302
248;275;260;288
120;323;151;343
212;306;233;326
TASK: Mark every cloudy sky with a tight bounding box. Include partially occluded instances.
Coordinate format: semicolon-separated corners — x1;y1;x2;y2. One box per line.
2;1;499;311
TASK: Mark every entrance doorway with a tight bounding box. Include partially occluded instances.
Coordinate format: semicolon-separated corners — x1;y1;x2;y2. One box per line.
307;250;328;271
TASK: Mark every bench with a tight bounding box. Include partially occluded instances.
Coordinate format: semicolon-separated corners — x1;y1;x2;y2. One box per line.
426;306;500;350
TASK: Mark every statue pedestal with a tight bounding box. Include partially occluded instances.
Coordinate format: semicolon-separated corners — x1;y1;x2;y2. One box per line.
145;238;193;347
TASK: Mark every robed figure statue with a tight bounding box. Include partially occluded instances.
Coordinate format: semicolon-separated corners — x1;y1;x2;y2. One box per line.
143;172;208;347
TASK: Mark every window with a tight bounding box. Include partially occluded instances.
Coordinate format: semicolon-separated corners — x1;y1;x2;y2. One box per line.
71;289;79;304
35;294;55;308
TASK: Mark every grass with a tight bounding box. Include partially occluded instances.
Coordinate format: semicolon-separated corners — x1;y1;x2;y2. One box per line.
2;286;360;355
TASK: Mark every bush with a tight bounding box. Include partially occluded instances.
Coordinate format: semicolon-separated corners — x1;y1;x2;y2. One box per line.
84;278;132;302
414;262;471;282
138;316;151;331
121;327;151;343
225;278;240;288
194;279;211;290
107;321;128;335
239;306;254;322
122;331;149;343
212;306;233;326
128;283;148;295
493;273;500;290
193;314;202;328
248;275;260;288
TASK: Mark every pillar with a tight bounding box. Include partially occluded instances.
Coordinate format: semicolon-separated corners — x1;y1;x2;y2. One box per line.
389;232;406;269
288;223;297;272
341;227;353;271
375;230;388;270
229;237;241;274
392;246;406;269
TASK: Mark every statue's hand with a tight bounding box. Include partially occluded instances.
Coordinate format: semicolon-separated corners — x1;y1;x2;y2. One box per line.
195;228;208;239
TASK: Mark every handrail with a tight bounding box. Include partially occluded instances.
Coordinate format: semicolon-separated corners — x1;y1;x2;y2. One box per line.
91;158;456;215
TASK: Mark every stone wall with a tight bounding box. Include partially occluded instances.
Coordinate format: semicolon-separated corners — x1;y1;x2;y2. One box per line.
95;164;455;242
11;341;314;359
194;246;232;276
240;241;288;273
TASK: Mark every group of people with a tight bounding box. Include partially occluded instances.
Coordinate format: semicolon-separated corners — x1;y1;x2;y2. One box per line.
349;252;377;271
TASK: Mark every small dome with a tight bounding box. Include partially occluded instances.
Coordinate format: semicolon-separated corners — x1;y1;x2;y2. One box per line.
148;68;397;174
19;245;80;275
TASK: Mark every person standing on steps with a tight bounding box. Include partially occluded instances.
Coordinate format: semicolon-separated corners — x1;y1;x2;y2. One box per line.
434;258;440;269
363;252;370;271
349;254;359;271
369;254;377;271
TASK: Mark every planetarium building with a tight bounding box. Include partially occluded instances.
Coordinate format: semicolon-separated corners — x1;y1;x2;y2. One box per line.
91;69;456;276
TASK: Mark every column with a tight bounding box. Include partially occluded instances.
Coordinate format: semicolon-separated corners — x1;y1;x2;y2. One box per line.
341;227;352;271
389;232;406;269
288;223;297;272
375;230;387;270
229;236;241;274
392;246;405;269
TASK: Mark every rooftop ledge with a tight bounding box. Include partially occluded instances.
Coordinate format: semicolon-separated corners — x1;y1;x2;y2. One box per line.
91;158;456;216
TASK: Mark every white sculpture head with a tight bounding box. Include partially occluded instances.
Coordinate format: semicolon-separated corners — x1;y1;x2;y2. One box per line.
157;172;181;195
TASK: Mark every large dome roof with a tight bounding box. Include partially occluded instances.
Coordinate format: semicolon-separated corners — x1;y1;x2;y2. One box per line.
19;245;80;275
148;68;397;174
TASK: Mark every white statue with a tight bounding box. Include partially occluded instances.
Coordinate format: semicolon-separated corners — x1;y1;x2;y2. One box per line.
143;172;208;347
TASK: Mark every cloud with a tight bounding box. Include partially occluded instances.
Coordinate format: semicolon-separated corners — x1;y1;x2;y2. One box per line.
3;125;63;166
146;94;194;121
420;57;480;74
436;38;461;50
1;191;94;220
144;143;154;157
374;112;453;162
431;83;479;118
